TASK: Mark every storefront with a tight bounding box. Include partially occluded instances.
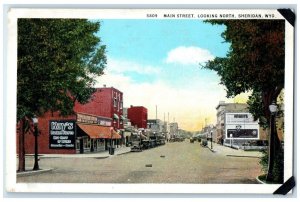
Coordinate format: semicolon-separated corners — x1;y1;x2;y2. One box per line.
77;124;121;153
17;111;121;154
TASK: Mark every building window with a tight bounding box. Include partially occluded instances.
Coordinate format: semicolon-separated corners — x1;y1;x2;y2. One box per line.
114;98;117;107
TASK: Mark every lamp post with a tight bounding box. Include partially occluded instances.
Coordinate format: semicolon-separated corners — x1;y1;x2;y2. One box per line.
210;131;213;150
32;115;39;170
266;101;278;181
110;127;113;155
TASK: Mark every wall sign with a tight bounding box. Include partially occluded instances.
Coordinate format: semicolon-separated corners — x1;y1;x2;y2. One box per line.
77;113;112;126
49;120;76;149
225;113;259;139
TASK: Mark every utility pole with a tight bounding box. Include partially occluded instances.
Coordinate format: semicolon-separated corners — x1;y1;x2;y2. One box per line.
156;105;157;122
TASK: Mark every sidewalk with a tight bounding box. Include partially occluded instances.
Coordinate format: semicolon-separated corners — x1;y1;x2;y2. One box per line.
205;142;263;158
17;147;131;176
37;146;131;158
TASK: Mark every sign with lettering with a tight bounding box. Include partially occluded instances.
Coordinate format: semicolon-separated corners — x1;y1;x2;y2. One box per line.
49;120;76;149
77;113;112;126
226;129;258;139
225;113;259;139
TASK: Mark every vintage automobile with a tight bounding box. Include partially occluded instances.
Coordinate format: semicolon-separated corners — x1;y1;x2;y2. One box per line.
131;140;143;152
190;137;195;143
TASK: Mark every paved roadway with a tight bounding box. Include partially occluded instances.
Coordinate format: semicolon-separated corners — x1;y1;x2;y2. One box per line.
17;140;262;184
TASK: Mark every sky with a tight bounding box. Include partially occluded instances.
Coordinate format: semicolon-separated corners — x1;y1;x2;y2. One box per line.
94;19;248;131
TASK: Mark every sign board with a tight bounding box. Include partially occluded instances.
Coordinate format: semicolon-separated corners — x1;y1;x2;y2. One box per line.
77;113;112;126
225;113;259;139
49;120;76;149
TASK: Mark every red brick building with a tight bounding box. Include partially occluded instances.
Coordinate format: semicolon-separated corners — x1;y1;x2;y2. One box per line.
127;106;148;129
16;86;124;154
74;86;124;129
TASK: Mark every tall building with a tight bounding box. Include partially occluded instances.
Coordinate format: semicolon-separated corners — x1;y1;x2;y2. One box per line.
127;106;148;129
74;86;124;130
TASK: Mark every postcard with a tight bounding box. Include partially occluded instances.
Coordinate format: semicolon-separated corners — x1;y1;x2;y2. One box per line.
5;8;295;194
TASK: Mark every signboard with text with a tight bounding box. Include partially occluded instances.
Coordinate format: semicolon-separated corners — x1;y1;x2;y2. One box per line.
49;120;76;149
225;113;259;139
77;113;112;126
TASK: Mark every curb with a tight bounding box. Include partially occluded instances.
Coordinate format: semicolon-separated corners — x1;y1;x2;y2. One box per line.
116;151;131;156
93;156;109;159
17;168;53;177
256;175;266;184
226;154;260;158
207;147;216;153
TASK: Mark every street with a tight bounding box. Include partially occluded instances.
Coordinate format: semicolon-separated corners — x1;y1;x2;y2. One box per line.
17;140;262;184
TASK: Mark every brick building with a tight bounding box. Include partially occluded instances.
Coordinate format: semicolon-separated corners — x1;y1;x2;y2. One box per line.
127;106;148;129
16;86;124;154
74;86;124;130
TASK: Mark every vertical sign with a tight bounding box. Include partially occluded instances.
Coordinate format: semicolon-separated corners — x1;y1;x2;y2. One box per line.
49;120;76;149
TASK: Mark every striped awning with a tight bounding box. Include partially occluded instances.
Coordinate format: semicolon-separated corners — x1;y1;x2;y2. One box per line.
113;114;119;120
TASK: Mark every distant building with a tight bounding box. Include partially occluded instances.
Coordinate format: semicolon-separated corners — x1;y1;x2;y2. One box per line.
147;119;164;133
169;122;179;139
215;101;267;147
127;106;148;129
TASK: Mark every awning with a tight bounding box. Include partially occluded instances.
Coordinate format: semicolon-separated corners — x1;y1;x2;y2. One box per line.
120;115;126;120
100;129;121;139
113;114;119;120
77;124;121;139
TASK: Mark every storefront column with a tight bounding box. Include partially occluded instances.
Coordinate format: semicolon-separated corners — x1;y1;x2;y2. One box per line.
90;139;94;152
105;139;108;150
80;138;84;154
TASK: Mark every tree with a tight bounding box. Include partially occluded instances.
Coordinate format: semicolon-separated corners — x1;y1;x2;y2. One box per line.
17;19;106;171
204;20;285;183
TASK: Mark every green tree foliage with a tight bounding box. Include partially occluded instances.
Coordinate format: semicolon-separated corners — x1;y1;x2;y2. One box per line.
204;20;284;114
17;19;107;121
204;20;285;183
17;19;106;171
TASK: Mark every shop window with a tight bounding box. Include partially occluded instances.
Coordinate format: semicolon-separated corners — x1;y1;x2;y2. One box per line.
84;138;91;149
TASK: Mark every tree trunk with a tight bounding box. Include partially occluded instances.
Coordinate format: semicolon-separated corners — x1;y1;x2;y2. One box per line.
17;118;26;172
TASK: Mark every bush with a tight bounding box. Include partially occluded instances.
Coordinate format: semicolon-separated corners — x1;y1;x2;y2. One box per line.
259;149;284;184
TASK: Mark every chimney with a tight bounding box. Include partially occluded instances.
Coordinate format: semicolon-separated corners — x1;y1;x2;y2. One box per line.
103;84;106;88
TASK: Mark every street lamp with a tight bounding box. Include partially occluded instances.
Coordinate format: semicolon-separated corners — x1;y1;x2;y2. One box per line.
32;115;39;170
266;101;278;181
210;131;213;150
110;127;114;155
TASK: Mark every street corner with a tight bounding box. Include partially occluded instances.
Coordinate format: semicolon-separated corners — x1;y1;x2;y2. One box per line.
17;168;53;177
